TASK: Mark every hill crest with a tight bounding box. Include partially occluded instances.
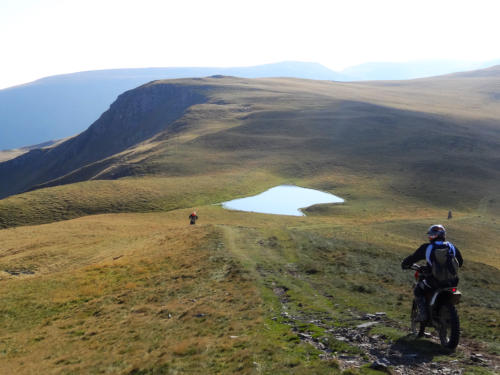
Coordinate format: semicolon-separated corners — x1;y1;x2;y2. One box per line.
1;73;499;220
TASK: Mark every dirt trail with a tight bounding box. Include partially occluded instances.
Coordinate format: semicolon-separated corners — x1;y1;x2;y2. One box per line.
220;224;499;374
219;225;259;274
273;284;499;375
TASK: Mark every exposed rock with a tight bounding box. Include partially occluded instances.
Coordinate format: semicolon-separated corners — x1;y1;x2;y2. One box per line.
157;309;172;319
0;82;207;198
357;321;379;329
317;342;326;350
272;285;499;375
298;333;312;340
4;269;35;276
370;359;393;374
470;353;486;363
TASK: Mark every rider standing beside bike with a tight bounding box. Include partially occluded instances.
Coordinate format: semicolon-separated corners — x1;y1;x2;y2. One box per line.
401;224;463;321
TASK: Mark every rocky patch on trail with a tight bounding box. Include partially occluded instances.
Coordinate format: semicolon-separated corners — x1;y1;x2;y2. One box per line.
3;268;35;276
271;285;499;374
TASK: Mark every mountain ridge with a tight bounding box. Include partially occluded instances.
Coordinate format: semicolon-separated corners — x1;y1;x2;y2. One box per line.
2;59;500;150
0;62;343;150
0;81;210;198
1;72;499;219
0;72;499;374
340;58;500;81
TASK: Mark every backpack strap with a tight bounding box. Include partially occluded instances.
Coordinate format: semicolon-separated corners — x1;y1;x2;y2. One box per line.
447;242;456;256
425;244;434;265
426;241;456;265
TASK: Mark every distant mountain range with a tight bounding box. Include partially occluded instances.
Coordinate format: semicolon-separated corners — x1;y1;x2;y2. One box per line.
0;62;345;150
341;59;500;81
1;59;499;150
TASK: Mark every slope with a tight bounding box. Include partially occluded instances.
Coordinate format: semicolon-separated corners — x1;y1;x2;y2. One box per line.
0;62;344;150
1;71;499;374
3;60;500;151
0;81;207;199
1;72;499;225
0;207;498;374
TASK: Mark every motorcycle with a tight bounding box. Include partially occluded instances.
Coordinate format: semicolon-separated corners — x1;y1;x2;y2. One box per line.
408;263;462;349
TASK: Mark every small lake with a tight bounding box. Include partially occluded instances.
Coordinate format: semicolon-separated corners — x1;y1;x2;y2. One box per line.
221;185;344;216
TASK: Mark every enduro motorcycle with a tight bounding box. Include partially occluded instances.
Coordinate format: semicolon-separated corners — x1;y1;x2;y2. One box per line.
408;263;462;349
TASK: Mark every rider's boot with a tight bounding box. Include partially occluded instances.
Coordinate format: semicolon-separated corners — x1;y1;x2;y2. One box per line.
415;296;428;322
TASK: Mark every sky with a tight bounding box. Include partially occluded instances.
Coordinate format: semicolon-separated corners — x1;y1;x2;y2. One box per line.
1;0;499;89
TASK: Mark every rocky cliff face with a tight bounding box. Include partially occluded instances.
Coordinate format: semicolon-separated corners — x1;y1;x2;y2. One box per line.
0;82;207;199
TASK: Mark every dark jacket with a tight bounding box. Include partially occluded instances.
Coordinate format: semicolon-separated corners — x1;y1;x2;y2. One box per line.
401;241;463;270
189;213;198;224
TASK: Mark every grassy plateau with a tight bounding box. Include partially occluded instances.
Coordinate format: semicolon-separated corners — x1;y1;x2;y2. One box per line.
0;71;499;373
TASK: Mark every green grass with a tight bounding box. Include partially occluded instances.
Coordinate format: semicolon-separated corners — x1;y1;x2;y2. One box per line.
0;220;267;373
0;75;499;373
463;367;497;375
2;75;500;218
0;200;499;373
0;170;281;228
1;162;499;373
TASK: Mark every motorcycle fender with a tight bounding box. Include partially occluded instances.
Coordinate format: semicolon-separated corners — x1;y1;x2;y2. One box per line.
430;290;462;307
450;291;462;305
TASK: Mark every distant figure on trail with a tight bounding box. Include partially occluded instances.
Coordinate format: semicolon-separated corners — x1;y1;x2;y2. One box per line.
189;210;198;225
448;210;453;220
401;224;463;321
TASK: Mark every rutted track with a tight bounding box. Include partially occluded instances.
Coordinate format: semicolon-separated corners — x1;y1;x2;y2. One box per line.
272;285;499;374
219;223;499;374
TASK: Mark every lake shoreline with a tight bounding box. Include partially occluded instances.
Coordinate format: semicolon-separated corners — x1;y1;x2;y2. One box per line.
221;185;344;216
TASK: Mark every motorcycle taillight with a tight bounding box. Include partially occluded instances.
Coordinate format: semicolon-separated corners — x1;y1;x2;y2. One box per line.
452;288;457;292
414;271;419;281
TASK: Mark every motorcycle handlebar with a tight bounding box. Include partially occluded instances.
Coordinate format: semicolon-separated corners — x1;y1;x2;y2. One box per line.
410;263;422;271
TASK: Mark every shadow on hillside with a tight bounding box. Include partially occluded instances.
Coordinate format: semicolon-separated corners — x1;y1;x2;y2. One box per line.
370;333;452;366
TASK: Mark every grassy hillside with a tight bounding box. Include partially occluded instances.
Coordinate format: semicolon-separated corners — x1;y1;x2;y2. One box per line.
0;171;282;228
0;72;499;373
0;205;498;374
0;62;345;151
1;74;500;219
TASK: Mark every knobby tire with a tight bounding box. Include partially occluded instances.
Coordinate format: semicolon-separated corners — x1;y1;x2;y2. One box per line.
438;303;460;349
410;300;425;337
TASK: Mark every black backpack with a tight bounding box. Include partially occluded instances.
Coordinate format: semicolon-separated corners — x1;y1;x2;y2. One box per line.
426;242;459;285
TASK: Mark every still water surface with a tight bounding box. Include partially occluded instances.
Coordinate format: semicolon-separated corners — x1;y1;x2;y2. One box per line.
222;185;344;216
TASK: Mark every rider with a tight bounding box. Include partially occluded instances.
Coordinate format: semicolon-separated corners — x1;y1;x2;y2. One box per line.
189;210;198;225
401;224;463;321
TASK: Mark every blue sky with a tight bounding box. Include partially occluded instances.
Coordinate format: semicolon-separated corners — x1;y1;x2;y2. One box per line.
1;0;499;89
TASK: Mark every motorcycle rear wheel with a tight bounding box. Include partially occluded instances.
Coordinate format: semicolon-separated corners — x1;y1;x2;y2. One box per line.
410;300;425;337
437;303;460;349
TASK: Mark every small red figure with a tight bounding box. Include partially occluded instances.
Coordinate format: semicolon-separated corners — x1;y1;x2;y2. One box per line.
189;210;198;225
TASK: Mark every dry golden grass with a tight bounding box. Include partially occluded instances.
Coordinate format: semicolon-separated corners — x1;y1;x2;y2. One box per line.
0;170;283;228
0;212;268;374
3;74;500;214
0;74;499;373
0;149;27;162
0;196;499;373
